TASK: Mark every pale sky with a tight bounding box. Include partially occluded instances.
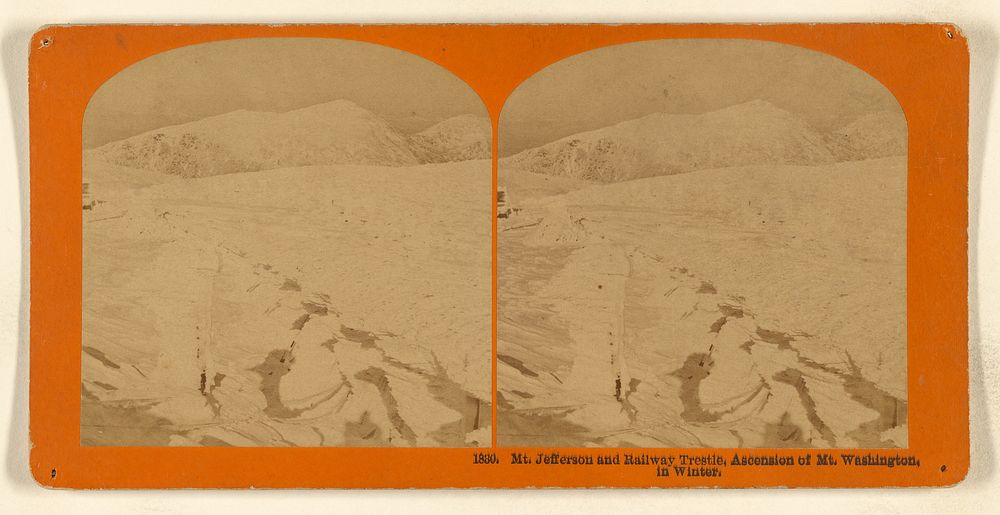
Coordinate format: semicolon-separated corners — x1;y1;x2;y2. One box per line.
499;38;903;156
84;38;487;148
85;38;903;154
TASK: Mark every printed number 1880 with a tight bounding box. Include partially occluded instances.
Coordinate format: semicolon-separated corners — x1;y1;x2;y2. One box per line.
473;452;499;465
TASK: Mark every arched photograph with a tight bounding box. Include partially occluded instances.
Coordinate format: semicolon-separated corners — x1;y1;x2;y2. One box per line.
81;38;492;447
497;39;908;448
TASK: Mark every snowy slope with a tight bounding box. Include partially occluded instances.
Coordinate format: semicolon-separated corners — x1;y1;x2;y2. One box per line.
82;160;492;447
502;100;838;182
498;157;908;448
825;110;907;161
408;114;491;163
89;100;422;177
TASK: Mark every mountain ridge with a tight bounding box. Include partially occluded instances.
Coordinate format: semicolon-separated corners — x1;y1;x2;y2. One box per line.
408;114;492;163
89;100;490;177
502;100;906;183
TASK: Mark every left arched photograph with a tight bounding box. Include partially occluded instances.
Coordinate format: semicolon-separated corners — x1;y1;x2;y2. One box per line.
81;38;492;447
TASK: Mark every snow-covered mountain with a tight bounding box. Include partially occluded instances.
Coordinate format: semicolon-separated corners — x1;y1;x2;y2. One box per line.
503;100;905;183
408;114;491;163
824;110;907;161
89;100;423;177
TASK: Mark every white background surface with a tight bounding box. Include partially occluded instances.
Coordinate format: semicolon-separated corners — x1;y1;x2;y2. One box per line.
1;1;997;513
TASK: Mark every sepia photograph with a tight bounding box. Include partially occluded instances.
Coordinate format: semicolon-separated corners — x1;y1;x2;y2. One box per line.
15;18;980;496
80;38;493;447
497;39;908;448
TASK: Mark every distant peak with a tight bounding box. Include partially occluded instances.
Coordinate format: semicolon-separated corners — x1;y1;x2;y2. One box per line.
286;99;375;116
836;110;906;129
316;98;364;109
441;113;489;122
418;114;490;134
713;99;790;116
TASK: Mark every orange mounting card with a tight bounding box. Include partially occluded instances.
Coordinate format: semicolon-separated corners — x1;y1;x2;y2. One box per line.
28;23;969;488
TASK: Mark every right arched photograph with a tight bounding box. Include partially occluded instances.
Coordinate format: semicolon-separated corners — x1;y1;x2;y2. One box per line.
497;38;907;449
